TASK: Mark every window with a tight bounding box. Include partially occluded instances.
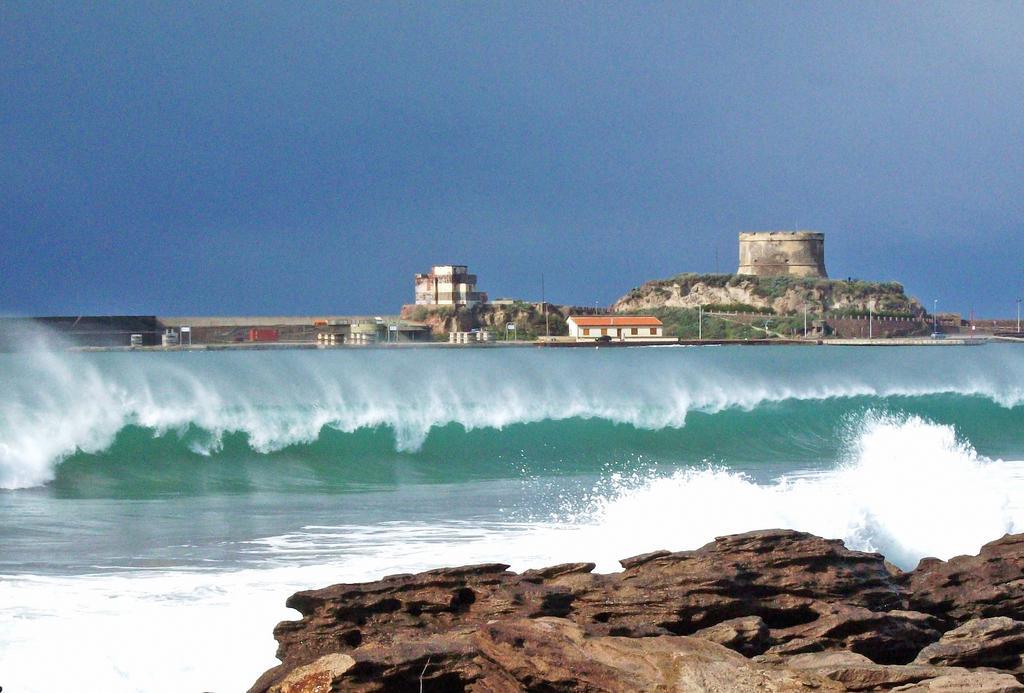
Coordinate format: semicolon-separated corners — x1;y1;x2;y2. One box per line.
583;328;590;336
650;327;657;335
601;328;607;336
631;327;638;335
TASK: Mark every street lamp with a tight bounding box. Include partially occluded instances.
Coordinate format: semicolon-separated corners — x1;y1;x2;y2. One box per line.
698;305;703;341
932;299;938;335
1017;298;1021;334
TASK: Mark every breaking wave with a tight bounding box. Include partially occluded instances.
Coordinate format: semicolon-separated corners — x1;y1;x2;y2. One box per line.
2;344;1024;489
236;412;1024;573
2;412;1022;693
556;413;1024;570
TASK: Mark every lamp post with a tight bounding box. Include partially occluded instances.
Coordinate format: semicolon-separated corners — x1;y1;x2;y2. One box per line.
803;306;808;338
932;299;938;335
1017;298;1021;334
698;305;703;341
868;307;873;339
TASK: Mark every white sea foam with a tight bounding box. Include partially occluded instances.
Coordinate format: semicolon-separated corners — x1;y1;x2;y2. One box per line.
559;414;1024;570
2;415;1022;693
2;344;1024;489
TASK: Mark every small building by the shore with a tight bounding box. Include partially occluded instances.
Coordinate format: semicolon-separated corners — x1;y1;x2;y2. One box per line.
159;316;431;345
567;315;664;342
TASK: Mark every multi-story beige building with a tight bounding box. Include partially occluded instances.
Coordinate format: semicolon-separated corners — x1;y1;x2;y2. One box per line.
414;265;488;306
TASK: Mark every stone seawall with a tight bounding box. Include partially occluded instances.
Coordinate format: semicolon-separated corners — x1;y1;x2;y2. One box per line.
827;315;927;339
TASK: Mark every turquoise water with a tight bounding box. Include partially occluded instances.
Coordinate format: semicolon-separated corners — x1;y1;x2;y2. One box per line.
2;345;1024;691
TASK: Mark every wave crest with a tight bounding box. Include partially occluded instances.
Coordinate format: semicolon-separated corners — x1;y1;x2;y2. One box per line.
2;345;1024;489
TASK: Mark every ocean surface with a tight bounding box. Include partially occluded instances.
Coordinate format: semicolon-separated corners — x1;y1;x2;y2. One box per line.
2;343;1024;692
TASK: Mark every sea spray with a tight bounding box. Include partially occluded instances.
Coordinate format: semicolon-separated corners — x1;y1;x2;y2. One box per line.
215;414;1024;573
553;413;1023;570
3;345;1024;489
2;407;1023;692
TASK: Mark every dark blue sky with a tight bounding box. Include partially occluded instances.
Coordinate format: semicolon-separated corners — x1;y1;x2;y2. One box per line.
2;2;1022;316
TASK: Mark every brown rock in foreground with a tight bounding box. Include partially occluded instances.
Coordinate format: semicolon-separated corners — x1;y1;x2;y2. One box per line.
472;617;846;692
907;533;1024;626
913;617;1024;671
765;602;943;664
250;530;1024;692
770;650;1016;691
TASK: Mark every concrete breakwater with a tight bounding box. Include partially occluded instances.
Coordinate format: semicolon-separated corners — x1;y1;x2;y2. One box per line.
823;337;984;346
0;314;433;349
1;314;1009;351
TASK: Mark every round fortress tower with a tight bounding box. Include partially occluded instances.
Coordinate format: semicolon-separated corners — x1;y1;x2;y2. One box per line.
737;231;827;278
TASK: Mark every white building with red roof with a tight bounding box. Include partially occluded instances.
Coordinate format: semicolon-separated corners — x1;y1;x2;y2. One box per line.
566;315;665;342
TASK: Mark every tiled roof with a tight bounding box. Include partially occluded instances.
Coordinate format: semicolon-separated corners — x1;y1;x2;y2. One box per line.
568;316;663;327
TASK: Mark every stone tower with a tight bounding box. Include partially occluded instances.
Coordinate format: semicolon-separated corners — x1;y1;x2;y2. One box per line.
737;231;827;278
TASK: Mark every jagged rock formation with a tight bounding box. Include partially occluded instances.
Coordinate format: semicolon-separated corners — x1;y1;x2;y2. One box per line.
913;618;1024;670
250;530;1024;692
613;273;924;317
907;533;1024;626
401;302;602;338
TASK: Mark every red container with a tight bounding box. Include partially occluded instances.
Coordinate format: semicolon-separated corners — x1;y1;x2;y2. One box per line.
248;328;279;342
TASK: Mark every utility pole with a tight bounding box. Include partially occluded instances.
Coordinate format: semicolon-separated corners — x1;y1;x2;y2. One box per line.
1017;298;1021;334
542;273;549;342
933;299;938;334
698;305;703;340
869;307;873;339
803;306;808;338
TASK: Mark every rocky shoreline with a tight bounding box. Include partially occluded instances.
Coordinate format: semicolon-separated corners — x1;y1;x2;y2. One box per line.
250;529;1024;692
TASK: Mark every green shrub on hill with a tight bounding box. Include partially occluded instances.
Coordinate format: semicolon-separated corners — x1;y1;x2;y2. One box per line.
622;273;919;317
750;276;796;300
634;307;766;340
831;309;915;319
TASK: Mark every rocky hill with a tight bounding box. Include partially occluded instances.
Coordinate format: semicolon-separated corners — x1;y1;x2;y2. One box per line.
401;302;604;339
614;273;924;317
249;529;1024;692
